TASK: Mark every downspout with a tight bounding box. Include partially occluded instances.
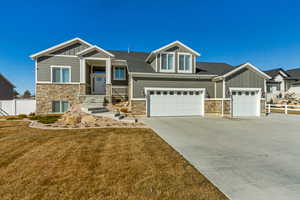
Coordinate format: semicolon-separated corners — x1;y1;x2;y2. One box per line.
222;78;225;117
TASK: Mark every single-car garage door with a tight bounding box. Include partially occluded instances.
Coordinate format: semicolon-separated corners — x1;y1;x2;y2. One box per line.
145;88;205;117
231;88;261;117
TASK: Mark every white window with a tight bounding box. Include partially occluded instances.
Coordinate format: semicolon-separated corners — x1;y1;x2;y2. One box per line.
52;101;69;113
160;53;175;72
51;66;71;83
178;53;192;73
114;67;126;80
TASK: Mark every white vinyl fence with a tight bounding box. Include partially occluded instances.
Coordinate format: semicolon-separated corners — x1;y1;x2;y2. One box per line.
0;99;36;116
267;104;300;114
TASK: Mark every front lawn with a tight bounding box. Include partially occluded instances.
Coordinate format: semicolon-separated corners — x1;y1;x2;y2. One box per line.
0;121;227;200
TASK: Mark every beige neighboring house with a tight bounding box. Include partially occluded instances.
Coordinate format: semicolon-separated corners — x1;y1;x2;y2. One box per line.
30;37;271;117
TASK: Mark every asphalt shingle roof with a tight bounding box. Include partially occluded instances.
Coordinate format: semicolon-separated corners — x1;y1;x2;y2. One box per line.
263;68;287;78
108;50;154;73
287;68;300;79
196;62;235;76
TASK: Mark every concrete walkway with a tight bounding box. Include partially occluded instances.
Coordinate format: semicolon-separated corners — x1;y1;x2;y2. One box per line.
143;114;300;200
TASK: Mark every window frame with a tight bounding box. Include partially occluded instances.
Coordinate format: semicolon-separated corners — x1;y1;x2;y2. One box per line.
50;65;71;83
178;53;192;73
113;66;126;80
160;52;175;72
52;100;69;113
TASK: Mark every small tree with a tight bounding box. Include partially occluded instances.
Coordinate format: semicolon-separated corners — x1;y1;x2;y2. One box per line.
22;90;32;99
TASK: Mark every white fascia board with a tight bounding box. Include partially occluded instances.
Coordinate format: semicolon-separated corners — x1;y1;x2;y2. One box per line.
76;45;115;57
229;87;262;92
144;87;206;93
130;72;216;79
213;62;272;81
30;37;93;59
145;40;201;62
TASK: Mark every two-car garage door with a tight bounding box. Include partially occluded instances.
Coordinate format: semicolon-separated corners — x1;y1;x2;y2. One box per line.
146;88;205;117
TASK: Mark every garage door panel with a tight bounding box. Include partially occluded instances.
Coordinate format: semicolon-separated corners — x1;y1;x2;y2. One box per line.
148;89;204;117
231;90;260;117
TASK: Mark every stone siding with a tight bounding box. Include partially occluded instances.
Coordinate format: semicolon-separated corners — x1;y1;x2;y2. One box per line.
131;100;146;116
36;84;85;114
205;99;231;114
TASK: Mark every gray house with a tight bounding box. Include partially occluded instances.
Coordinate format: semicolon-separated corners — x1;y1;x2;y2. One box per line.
30;38;271;117
0;73;15;100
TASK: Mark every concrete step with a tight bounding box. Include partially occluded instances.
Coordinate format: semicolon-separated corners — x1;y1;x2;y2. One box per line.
91;108;109;114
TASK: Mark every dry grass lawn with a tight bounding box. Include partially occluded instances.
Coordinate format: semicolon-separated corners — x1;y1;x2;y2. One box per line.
0;121;227;200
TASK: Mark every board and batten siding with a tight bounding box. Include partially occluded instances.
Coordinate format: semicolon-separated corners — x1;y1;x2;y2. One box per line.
225;68;265;98
132;77;214;98
215;81;223;98
51;42;89;56
37;56;81;82
82;50;110;58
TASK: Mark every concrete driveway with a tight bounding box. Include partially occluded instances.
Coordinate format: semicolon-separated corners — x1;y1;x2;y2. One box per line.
143;114;300;200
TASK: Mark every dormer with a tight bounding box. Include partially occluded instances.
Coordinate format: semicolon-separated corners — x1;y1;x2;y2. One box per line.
145;41;201;74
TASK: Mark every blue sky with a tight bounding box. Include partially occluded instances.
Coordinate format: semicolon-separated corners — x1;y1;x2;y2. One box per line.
1;0;300;94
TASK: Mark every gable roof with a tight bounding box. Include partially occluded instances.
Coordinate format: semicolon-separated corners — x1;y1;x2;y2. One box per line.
196;62;235;75
213;62;271;81
77;45;115;57
30;37;93;59
145;40;201;62
264;68;289;78
0;73;15;88
287;67;300;79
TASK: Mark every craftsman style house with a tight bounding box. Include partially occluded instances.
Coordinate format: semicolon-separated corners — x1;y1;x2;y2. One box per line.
30;38;271;117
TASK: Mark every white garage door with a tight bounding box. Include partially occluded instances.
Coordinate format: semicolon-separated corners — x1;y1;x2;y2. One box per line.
146;88;205;117
231;89;261;117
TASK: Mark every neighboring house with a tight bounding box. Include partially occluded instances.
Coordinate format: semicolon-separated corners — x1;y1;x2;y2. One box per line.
30;38;271;117
264;68;291;100
286;68;300;96
0;73;15;100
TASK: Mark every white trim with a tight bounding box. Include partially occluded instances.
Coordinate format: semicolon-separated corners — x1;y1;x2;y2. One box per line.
83;57;110;61
206;98;231;100
76;45;115;57
213;62;272;81
160;52;175;72
222;79;225;98
155;54;158;72
145;40;201;62
50;65;71;83
36;81;80;84
113;66;126;80
144;87;206;92
130;74;133;100
130;72;216;78
229;87;262;92
214;82;217;98
177;52;193;73
30;37;93;59
112;85;128;88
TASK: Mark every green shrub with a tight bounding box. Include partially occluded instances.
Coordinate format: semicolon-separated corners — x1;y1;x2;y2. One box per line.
29;115;61;124
18;114;27;119
29;112;35;117
6;117;19;120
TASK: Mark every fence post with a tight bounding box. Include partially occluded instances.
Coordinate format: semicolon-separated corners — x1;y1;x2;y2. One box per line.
285;105;288;115
268;104;271;113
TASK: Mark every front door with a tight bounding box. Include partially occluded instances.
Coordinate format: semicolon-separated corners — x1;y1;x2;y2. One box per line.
92;73;106;94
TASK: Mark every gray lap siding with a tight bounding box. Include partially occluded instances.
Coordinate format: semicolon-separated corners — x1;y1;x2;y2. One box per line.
37;56;81;82
132;77;214;98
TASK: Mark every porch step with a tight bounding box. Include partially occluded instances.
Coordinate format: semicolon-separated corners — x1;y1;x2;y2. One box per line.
79;95;106;104
90;107;109;114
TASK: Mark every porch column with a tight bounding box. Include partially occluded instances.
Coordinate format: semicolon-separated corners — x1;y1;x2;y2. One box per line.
106;58;111;84
106;58;112;103
80;58;86;83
